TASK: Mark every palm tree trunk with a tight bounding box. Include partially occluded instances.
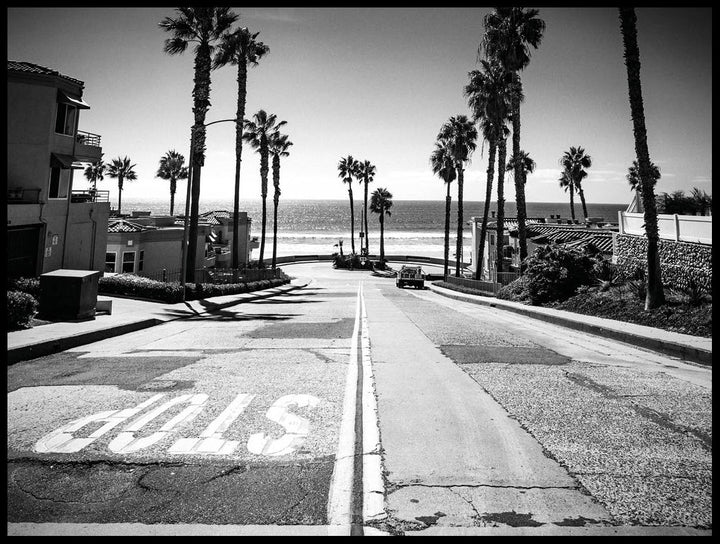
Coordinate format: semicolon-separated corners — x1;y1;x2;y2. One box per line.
455;166;464;277
232;61;248;270
272;194;279;269
569;186;576;221
117;178;123;216
496;139;507;275
512;80;528;271
475;140;496;280
259;146;269;267
619;7;665;309
170;179;176;216
379;208;385;261
578;185;588;221
272;155;280;269
363;179;370;255
443;182;451;280
348;185;356;254
187;42;212;283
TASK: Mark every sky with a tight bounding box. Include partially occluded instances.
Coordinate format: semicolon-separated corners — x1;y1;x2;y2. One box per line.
7;6;712;206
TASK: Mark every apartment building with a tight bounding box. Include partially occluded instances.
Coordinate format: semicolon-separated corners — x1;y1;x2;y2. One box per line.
7;60;108;278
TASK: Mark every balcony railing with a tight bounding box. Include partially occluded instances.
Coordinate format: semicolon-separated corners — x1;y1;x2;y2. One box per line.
71;189;109;203
76;131;102;147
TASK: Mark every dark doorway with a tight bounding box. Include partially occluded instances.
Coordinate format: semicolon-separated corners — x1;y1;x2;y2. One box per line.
8;226;42;278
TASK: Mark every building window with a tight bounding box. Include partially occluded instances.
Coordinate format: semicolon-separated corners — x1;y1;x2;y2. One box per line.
138;250;144;272
122;251;135;273
55;103;77;136
105;252;117;273
48;168;70;199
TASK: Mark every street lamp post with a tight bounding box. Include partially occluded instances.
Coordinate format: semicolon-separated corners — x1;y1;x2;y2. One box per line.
180;117;241;302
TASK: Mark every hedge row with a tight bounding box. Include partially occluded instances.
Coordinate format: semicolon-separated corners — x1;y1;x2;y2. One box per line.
98;274;290;303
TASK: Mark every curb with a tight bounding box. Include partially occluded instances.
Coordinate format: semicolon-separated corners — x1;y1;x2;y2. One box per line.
7;279;310;365
7;319;162;365
428;283;711;366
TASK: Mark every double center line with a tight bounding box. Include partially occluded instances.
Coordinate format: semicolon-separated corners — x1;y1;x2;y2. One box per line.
327;282;385;536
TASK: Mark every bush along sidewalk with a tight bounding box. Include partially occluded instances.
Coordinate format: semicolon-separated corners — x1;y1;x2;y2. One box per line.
98;273;291;304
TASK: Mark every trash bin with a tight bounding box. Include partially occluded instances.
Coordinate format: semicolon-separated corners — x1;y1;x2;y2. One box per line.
38;269;101;320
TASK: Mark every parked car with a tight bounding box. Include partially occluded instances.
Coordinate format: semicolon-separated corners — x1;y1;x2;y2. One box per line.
396;265;425;289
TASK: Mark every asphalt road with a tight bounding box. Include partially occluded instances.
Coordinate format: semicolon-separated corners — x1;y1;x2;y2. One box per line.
6;262;712;535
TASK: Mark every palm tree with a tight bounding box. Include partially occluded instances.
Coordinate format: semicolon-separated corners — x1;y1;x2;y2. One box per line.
560;146;592;221
155;150;188;216
357;160;376;256
430;141;456;280
213;27;269;269
84;159;105;194
159;7;238;282
337;155;360;254
494;135;509;275
558;169;576;221
243;110;287;267
106;156;137;216
627;159;661;194
268;131;292;269
370;187;393;263
482;7;545;270
619;7;664;309
465;58;514;280
437;115;478;277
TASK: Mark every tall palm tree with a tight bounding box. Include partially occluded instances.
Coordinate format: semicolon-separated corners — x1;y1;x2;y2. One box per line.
619;7;664;309
268;131;292;270
357;160;376;256
243;110;287;267
430;141;456;280
482;7;545;270
155;150;188;216
213;27;269;269
337;155;360;254
558;169;576;221
370;187;393;263
159;7;238;282
465;58;514;279
560;146;592;221
437;115;478;277
84;159;105;193
106;156;137;217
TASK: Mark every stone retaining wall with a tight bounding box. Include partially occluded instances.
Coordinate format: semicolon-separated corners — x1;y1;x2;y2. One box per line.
613;233;712;293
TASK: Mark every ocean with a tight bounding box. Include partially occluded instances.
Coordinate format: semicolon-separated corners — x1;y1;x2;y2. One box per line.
121;198;627;261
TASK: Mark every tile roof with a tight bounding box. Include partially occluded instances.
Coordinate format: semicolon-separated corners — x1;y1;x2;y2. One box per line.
8;60;84;86
199;210;232;226
527;227;614;254
107;219;155;233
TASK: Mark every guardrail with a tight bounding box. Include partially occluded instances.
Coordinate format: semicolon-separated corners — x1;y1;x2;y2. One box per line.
71;190;109;203
76;130;102;147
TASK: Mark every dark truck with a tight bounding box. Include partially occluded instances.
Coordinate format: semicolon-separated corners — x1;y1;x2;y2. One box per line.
396;265;425;289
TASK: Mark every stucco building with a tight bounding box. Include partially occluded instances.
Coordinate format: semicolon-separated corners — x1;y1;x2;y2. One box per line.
7;60;108;278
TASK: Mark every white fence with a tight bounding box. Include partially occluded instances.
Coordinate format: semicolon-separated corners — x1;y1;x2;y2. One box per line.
618;212;712;245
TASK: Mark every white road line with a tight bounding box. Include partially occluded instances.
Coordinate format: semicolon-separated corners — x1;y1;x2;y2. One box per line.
325;284;361;535
360;282;387;523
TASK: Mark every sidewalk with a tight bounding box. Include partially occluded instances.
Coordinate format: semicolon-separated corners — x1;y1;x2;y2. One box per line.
428;282;712;366
7;277;311;365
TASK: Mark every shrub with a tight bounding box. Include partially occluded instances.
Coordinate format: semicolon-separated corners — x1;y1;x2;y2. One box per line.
496;275;532;302
6;290;38;331
522;244;599;305
670;277;709;307
7;277;41;298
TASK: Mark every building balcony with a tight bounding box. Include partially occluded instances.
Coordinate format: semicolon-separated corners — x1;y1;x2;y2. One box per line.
71;189;109;203
74;130;102;163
